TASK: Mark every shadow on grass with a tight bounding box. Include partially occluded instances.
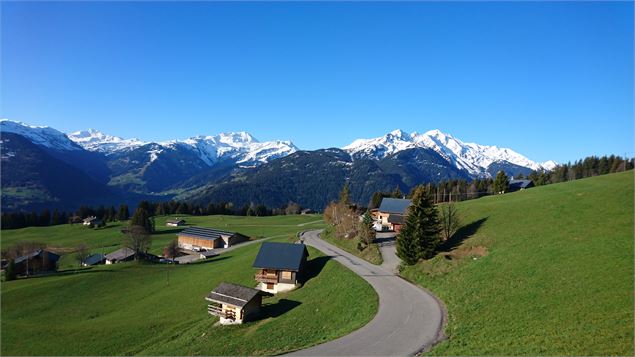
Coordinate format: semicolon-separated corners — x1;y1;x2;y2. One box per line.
259;299;302;319
298;256;331;285
438;217;488;253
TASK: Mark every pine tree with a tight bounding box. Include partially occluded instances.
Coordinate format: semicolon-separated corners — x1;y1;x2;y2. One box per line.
396;186;441;264
339;183;351;205
130;207;153;233
391;186;403;198
5;259;17;280
118;204;130;221
493;171;509;194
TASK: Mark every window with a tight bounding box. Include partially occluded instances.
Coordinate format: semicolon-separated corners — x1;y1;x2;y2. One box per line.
266;283;274;289
281;271;292;280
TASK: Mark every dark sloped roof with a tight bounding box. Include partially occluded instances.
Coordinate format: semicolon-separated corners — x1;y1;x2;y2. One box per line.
205;282;262;307
14;249;60;264
83;253;106;266
388;214;405;224
178;227;239;241
378;198;412;214
509;179;534;189
252;242;308;271
166;219;185;224
105;247;135;261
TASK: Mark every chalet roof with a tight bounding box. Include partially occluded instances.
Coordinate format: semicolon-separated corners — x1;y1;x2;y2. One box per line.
83;216;98;223
378;198;412;215
178;227;240;241
199;250;219;258
83;253;106;266
205;282;262;307
388;214;405;224
252;242;308;271
166;219;185;224
105;247;135;261
509;180;534;190
14;249;61;264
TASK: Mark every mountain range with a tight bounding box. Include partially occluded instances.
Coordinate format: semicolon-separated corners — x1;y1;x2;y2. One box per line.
1;119;556;211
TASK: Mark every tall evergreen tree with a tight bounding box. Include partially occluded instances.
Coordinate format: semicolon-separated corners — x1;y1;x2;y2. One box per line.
130;207;153;233
396;186;441;265
493;171;509;194
339;183;351;205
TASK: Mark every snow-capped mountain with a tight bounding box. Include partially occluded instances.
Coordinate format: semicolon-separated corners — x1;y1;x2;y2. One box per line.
344;129;556;177
68;129;146;153
1;119;82;151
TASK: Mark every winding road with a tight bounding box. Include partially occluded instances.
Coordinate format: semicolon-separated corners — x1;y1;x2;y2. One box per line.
290;230;446;356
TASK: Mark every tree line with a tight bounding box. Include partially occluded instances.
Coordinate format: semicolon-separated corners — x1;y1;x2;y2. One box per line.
1;199;306;230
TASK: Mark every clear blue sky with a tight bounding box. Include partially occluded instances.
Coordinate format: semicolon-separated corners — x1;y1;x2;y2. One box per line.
2;1;633;163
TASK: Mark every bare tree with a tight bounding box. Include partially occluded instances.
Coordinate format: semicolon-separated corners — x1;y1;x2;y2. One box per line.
75;243;90;267
163;239;179;261
123;225;152;259
285;202;301;215
439;202;460;241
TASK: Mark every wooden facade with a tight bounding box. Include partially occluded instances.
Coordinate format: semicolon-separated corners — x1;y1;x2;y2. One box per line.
178;235;223;250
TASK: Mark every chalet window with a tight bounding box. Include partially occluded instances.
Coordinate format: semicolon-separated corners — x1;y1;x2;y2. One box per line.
281;271;292;280
266;283;274;289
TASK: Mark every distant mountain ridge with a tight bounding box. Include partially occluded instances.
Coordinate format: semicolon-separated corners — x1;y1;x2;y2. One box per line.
1;119;557;211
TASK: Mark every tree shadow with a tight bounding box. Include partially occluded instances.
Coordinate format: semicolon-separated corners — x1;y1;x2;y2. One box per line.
298;256;331;285
438;217;488;253
259;299;302;319
153;228;184;235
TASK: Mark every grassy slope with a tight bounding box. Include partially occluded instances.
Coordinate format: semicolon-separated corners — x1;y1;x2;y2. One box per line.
1;214;326;263
402;171;634;355
2;231;377;355
321;226;383;265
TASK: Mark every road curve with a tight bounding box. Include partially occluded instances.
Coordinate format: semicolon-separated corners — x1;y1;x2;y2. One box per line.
289;230;446;356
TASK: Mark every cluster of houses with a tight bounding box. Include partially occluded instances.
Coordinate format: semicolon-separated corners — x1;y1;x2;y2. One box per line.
206;241;309;324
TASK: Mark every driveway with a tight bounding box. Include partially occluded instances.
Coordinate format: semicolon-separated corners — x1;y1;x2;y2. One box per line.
289;230;445;356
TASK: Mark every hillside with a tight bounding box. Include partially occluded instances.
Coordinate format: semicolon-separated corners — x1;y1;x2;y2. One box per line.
402;171;634;355
1;216;378;356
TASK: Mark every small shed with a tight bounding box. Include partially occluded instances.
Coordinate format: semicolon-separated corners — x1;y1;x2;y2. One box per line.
166;218;186;227
205;282;263;325
82;253;106;267
377;198;411;228
82;216;102;226
388;214;405;233
105;247;136;264
177;227;248;250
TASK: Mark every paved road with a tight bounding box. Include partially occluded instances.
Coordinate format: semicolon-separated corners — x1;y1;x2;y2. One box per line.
290;230;445;356
375;232;400;274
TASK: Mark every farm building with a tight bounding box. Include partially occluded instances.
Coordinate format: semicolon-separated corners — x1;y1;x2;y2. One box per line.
174;251;218;264
82;253;106;266
508;179;535;192
253;242;308;294
82;216;102;226
166;218;186;227
387;214;405;233
301;209;314;215
105;247;136;264
205;282;264;325
377;198;411;230
14;249;60;275
177;227;248;250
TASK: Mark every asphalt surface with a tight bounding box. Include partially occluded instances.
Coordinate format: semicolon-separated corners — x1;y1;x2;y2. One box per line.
289;230;445;357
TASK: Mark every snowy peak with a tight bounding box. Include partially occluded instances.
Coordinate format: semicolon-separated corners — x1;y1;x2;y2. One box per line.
344;128;556;176
68;129;146;153
0;119;82;151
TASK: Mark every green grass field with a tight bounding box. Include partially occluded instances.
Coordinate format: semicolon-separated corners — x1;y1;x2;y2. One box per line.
1;216;378;356
321;226;383;265
402;171;634;355
1;214;326;264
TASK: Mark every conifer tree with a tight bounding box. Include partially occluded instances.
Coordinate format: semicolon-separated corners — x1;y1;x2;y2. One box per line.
130;207;153;233
493;171;509;194
339;183;351;205
396;186;441;264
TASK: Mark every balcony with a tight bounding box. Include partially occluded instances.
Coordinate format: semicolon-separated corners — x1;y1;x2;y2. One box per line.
255;272;278;284
207;305;236;320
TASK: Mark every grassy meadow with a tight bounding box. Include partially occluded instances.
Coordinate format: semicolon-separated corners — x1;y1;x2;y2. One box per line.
1;216;377;355
402;171;634;355
1;214;325;266
321;226;383;265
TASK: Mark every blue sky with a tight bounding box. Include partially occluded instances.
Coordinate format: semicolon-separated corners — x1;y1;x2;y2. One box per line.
2;1;633;163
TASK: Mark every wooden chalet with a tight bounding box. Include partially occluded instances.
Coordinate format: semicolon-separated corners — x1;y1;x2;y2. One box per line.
177;227;248;251
252;242;308;294
14;249;60;275
82;216;102;226
105;247;135;264
377;198;411;231
508;179;535;192
205;282;263;325
82;253;106;267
